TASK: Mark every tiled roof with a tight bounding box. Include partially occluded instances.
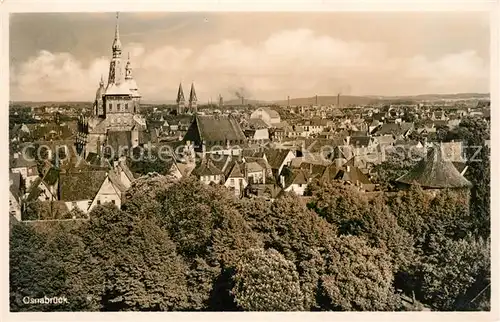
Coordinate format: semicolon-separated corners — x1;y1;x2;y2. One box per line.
265;148;292;170
350;136;371;148
42;167;60;186
185;115;247;146
245;161;264;173
396;145;472;189
59;170;107;201
247;118;269;129
191;160;223;177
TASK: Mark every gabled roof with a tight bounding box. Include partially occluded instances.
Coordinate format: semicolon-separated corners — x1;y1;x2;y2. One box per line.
265;148;293;170
108;170;128;193
335;163;372;185
227;162;244;178
247;118;269;129
42;167;60;186
350;136;371;148
192;160;223;177
59;170;107;201
184;115;247;145
245;161;264;173
256;107;280;119
396;146;472;189
282;168;309;187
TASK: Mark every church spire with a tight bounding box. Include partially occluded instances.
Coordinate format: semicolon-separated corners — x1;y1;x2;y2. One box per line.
125;52;132;79
112;12;122;58
189;82;197;113
99;74;104;87
177;82;186;115
189;82;197;104
177;83;185;103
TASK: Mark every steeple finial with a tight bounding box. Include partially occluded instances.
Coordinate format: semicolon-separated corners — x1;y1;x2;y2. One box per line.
99;74;104;86
112;12;122;58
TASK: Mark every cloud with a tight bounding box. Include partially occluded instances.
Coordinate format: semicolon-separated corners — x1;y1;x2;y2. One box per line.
11;29;489;102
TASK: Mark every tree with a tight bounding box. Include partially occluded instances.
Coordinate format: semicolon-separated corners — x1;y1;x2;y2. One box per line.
307;183;416;277
74;204;190;311
10;222;89;311
126;177;262;310
231;248;304;311
416;235;490;311
239;194;337;310
317;236;399;311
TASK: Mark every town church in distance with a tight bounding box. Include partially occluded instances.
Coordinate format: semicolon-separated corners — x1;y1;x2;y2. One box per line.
76;13;148;158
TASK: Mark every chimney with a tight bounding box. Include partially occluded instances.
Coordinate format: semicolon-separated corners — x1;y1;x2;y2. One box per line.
280;175;285;188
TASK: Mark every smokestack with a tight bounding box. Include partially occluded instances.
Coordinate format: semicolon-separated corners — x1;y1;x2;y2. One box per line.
315;95;318;106
287;95;290;107
241;97;244;106
337;93;341;108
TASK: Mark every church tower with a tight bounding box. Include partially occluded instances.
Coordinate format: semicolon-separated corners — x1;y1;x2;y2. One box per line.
189;82;198;114
107;12;123;87
176;83;186;114
125;52;141;113
94;75;105;117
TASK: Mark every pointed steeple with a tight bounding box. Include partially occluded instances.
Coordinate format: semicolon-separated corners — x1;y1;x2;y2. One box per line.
189;82;197;103
189;82;197;114
99;74;104;87
125;52;132;79
112;12;122;58
176;83;185;103
177;82;186;115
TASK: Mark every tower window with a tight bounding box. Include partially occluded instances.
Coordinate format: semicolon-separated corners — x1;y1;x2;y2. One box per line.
117;103;121;111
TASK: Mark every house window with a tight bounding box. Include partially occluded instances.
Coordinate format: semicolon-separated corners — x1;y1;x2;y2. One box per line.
125;103;129;110
210;175;214;181
72;201;77;209
97;200;101;205
117;103;121;111
111;200;116;205
230;178;235;185
109;103;112;111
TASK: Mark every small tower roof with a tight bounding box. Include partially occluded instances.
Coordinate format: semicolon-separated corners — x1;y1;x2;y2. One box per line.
396;144;472;189
189;82;197;102
177;83;185;103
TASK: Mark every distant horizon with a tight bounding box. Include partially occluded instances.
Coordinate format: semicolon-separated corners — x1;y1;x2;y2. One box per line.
9;92;491;105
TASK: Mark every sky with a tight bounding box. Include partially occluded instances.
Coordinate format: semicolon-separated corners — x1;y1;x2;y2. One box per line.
9;12;490;102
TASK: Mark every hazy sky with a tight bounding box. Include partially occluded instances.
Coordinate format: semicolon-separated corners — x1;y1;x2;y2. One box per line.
10;12;490;102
